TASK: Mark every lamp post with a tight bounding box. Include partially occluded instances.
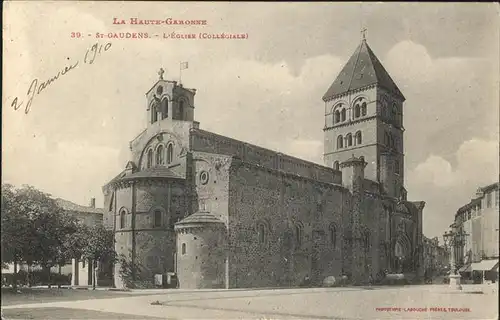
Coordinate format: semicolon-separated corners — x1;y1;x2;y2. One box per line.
443;223;468;290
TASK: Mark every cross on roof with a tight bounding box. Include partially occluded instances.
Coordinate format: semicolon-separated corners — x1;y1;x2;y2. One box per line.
361;27;367;40
158;68;165;80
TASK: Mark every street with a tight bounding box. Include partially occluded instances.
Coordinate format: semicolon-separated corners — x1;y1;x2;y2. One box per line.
2;284;498;319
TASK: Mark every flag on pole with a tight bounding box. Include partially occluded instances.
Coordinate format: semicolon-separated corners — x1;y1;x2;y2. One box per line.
180;62;189;70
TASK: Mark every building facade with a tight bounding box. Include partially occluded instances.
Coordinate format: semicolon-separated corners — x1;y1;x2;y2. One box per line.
455;182;499;283
103;38;426;289
54;198;108;287
423;236;448;278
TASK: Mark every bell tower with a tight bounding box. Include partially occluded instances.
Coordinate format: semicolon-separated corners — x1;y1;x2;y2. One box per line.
322;34;406;199
145;68;197;127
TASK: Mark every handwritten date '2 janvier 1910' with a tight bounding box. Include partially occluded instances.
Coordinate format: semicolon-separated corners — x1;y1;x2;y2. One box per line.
11;42;112;115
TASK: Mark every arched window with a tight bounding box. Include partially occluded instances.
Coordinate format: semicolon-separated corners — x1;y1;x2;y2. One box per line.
384;132;390;147
156;145;164;165
329;224;337;248
355;131;362;145
341;108;346;122
334;110;340;124
154;210;162;227
147;149;153;168
295;223;303;247
161;99;168;119
355;104;360;118
395;159;400;175
346;133;353;147
181;243;186;255
333;161;339;170
361;102;367;116
166;144;173;164
151;105;158;123
174;100;185;120
392;103;397;120
257;223;266;244
337;135;343;149
120;210;126;229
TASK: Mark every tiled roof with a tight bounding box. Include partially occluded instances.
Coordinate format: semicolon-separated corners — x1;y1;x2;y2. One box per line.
175;211;224;226
102;170;127;189
455;182;498;215
55;198;104;214
322;39;404;101
480;182;499;193
119;167;183;181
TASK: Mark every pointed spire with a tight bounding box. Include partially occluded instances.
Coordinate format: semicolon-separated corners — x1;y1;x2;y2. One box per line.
322;37;405;102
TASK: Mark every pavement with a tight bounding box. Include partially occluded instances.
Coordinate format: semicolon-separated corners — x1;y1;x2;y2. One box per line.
2;284;498;319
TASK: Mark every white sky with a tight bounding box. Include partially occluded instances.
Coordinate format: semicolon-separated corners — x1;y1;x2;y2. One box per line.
3;2;499;240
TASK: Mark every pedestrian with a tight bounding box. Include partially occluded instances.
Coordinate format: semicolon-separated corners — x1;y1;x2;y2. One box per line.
368;274;373;286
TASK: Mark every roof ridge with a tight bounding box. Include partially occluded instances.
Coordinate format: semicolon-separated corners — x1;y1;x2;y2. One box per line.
322;39;404;101
347;41;364;92
364;43;404;99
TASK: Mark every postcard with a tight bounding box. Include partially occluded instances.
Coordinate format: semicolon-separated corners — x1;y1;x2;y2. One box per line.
2;2;499;319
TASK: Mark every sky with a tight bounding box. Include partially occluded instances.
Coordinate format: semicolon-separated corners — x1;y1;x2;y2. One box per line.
3;2;499;241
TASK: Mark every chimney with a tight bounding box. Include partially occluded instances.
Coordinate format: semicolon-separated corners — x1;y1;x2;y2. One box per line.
90;198;96;208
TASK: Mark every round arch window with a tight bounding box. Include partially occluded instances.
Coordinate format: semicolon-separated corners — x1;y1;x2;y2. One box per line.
199;171;209;185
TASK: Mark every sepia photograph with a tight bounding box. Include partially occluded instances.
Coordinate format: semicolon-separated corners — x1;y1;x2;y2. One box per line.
2;2;499;319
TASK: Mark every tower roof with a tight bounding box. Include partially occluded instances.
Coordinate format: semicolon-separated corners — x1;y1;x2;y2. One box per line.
174;211;225;231
322;39;405;101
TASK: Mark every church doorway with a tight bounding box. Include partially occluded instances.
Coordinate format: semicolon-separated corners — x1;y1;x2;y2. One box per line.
394;235;411;273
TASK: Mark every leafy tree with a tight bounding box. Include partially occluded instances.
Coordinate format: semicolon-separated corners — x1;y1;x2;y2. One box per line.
2;183;116;289
80;224;116;289
1;184;33;289
15;185;72;286
1;184;85;288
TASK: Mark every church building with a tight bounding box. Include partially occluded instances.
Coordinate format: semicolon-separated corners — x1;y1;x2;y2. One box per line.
102;37;425;289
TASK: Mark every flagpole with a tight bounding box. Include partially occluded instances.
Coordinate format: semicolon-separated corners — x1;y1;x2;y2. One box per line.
179;61;182;85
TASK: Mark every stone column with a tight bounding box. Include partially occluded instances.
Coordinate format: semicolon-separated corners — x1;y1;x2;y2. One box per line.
340;156;367;285
225;255;230;289
350;176;366;285
448;240;462;290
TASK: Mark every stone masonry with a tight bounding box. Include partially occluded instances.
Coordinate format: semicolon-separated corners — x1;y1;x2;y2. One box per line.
103;37;425;289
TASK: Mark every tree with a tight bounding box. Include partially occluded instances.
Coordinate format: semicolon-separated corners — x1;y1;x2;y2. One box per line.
80;224;116;290
1;184;33;289
1;184;83;288
16;185;72;287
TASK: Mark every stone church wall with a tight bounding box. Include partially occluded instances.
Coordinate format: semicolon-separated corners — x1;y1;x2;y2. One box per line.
226;160;348;288
190;129;342;185
190;152;233;225
129;122;193;177
102;189;114;230
176;225;226;289
112;180;184;289
360;195;388;277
